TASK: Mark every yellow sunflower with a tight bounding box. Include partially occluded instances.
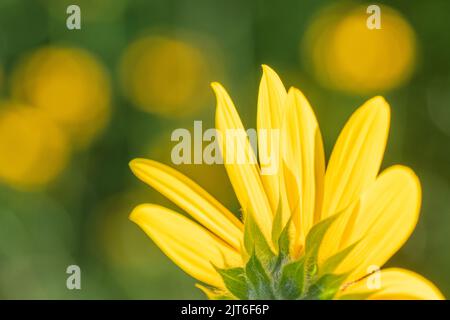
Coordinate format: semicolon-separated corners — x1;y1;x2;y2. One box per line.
129;66;444;300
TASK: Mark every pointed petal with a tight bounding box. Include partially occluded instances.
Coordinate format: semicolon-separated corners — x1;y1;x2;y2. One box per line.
257;65;287;212
212;82;274;248
130;158;243;250
281;87;325;248
321;96;390;219
338;268;444;300
334;166;421;280
130;204;242;288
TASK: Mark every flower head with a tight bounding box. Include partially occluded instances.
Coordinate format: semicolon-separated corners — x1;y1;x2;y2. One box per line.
129;66;443;300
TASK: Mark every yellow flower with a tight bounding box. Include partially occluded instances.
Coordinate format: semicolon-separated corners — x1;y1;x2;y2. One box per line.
303;3;416;94
119;35;216;117
0;103;69;190
11;46;111;148
129;66;443;299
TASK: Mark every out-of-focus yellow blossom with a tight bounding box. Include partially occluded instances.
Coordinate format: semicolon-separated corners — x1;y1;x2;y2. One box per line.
0;103;69;189
11;46;111;148
303;3;417;94
120;35;214;117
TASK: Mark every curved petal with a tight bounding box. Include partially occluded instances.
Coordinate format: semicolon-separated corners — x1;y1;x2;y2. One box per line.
321;96;390;219
257;65;287;212
129;158;243;250
212;82;274;248
281;87;325;249
334;165;421;280
338;268;444;300
130;204;242;288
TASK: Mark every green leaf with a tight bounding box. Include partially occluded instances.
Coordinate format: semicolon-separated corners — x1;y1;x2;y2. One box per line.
277;257;305;299
215;267;248;299
303;273;348;300
245;253;275;299
243;209;275;267
319;241;359;276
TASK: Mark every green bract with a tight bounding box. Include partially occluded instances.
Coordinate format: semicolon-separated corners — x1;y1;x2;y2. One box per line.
203;208;357;300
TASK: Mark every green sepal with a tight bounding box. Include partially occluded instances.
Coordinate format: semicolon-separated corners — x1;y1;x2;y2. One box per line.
243;208;275;267
201;209;358;301
304;213;339;257
303;214;339;284
303;273;349;300
276;257;305;299
245;253;275;299
275;218;291;260
319;241;359;276
214;267;248;299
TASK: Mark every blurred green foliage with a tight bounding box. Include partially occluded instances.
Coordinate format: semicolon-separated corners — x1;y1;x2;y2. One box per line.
0;0;449;299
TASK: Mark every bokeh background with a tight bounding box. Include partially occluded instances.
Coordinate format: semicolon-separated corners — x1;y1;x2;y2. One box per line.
0;0;449;299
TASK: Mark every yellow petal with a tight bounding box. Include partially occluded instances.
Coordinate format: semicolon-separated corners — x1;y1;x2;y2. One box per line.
321;96;390;219
338;268;444;300
281;87;325;249
129;158;243;250
334;165;421;280
318;199;360;263
130;204;242;288
212;82;274;248
257;65;287;212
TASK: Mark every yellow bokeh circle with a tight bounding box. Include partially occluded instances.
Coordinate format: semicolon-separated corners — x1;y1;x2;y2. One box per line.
120;35;213;117
0;103;69;189
303;3;417;94
11;46;111;148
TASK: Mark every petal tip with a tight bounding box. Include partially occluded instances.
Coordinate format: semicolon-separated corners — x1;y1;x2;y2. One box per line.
261;64;274;74
385;165;421;193
260;64;285;88
210;81;223;93
391;165;422;209
129;204;146;224
287;86;296;94
129;158;139;169
210;82;228;106
369;96;391;118
287;86;303;97
129;158;147;175
129;203;159;225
